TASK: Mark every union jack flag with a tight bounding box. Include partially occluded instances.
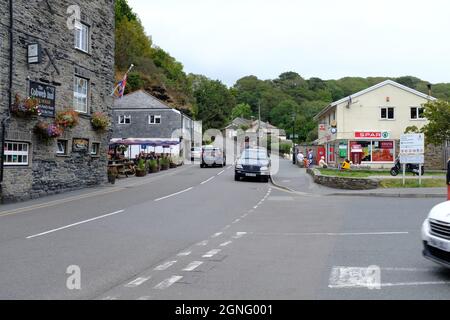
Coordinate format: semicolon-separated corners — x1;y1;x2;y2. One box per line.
115;73;128;99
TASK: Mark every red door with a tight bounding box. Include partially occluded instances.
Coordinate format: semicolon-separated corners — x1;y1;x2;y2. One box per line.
318;147;326;165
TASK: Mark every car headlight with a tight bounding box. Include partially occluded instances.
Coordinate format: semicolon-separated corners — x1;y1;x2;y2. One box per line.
236;164;243;169
260;166;269;171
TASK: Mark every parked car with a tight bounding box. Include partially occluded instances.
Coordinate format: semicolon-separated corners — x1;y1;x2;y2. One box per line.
190;147;202;162
201;146;226;168
422;201;450;268
235;148;271;182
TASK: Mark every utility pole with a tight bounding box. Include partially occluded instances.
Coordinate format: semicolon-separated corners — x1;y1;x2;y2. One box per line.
257;101;261;147
292;111;296;165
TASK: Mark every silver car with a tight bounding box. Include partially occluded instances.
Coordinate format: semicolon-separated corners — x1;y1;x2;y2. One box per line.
200;146;226;168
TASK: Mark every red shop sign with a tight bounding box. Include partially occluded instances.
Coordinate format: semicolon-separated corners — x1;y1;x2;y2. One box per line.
379;141;394;149
355;131;382;139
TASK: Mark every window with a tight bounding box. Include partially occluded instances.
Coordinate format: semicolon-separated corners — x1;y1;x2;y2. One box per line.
75;23;89;52
56;140;68;155
3;142;29;166
149;115;161;124
380;107;395;120
411;107;425;120
350;140;395;163
74;76;88;113
118;115;131;124
91;143;100;156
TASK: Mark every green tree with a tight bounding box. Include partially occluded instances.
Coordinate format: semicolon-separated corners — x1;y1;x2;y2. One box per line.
421;100;450;145
231;103;253;120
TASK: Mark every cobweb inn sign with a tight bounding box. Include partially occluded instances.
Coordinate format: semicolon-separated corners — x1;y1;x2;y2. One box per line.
29;81;56;117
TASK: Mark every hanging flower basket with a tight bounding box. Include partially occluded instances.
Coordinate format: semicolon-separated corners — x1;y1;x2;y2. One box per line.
34;121;63;142
55;109;79;129
11;94;40;118
91;112;110;131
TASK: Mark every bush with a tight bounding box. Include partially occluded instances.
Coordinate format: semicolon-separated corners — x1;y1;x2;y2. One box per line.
279;142;293;155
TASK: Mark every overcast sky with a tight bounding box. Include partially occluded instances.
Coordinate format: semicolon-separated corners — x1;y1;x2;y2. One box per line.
128;0;450;87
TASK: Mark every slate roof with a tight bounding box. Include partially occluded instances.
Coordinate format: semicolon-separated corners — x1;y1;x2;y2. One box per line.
113;90;172;110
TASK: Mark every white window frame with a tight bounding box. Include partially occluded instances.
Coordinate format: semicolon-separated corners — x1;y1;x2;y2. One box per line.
91;142;100;156
410;106;426;120
118;115;131;124
56;140;68;155
75;22;89;53
3;142;30;166
74;76;89;113
380;107;395;120
149;115;162;125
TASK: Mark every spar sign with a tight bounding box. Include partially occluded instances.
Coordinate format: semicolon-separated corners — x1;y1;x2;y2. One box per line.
354;131;391;139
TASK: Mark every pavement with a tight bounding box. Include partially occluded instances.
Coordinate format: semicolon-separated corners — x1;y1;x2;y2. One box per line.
0;160;449;300
271;159;448;199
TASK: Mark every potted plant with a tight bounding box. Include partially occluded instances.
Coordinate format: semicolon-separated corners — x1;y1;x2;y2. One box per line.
148;159;159;173
160;157;170;171
91;112;110;131
34;121;63;143
56;109;79;129
107;166;118;184
11;94;40;118
135;158;147;177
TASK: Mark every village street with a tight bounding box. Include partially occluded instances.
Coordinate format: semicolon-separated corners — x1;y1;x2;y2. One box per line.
0;158;448;300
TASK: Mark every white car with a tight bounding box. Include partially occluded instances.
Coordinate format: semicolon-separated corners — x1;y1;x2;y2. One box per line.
422;201;450;267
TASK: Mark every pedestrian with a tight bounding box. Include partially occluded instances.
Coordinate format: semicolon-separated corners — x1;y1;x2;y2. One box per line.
447;157;450;201
340;159;351;171
319;156;328;169
297;151;305;167
307;149;314;168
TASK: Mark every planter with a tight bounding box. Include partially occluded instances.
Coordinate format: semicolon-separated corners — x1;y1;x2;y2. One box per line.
108;174;116;184
160;164;169;171
135;169;147;177
169;163;177;169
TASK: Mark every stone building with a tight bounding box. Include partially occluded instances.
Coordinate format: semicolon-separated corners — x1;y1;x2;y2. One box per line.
0;0;115;203
111;90;201;158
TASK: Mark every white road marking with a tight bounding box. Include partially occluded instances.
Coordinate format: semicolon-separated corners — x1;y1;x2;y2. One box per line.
177;251;192;257
203;249;221;258
329;266;381;290
154;261;177;271
220;241;233;247
154;187;193;202
154;276;183;290
125;277;151;288
222;225;231;230
253;206;258;209
211;232;223;238
250;232;409;237
217;170;225;176
197;240;209;246
26;210;125;239
233;232;248;239
201;177;215;185
137;296;152;300
232;219;241;224
183;261;204;272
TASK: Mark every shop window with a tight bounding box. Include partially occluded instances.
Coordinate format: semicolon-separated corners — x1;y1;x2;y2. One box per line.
411;107;425;120
372;141;394;162
56;140;68;155
3;142;29;166
380;107;395;120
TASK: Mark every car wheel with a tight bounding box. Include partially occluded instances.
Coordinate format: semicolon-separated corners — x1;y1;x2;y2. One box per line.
200;163;204;168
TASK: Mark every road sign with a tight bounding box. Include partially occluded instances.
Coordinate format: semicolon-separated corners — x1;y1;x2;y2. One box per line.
400;154;425;164
400;134;425;155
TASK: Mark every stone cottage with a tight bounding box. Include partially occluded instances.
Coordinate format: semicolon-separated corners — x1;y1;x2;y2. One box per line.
0;0;115;203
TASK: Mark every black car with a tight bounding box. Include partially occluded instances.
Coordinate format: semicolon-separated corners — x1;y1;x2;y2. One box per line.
235;148;271;182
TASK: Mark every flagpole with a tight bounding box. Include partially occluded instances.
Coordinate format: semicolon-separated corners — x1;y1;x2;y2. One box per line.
111;64;135;96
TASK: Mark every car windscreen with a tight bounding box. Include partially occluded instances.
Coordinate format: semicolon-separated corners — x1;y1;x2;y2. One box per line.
241;151;268;160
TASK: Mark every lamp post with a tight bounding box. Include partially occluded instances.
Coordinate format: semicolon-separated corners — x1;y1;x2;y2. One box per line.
292;111;296;165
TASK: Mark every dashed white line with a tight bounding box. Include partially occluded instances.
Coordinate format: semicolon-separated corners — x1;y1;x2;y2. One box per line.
233;219;241;224
211;232;223;238
26;210;125;239
154;187;193;202
197;240;209;246
177;251;192;257
222;225;231;230
201;177;215;185
183;261;204;272
233;232;248;239
217;170;225;176
203;249;222;258
154;276;183;290
220;241;233;247
125;277;151;288
154;261;177;271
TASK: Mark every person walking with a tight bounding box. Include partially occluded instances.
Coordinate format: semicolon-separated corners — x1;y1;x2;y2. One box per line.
297;151;305;167
447;157;450;201
307;149;314;168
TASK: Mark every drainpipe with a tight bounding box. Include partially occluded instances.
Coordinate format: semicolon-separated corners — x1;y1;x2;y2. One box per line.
1;0;13;186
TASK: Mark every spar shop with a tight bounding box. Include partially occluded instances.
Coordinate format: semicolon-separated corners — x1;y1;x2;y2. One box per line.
314;80;446;170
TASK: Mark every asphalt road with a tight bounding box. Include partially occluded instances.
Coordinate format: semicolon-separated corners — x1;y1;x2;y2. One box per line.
0;159;449;300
